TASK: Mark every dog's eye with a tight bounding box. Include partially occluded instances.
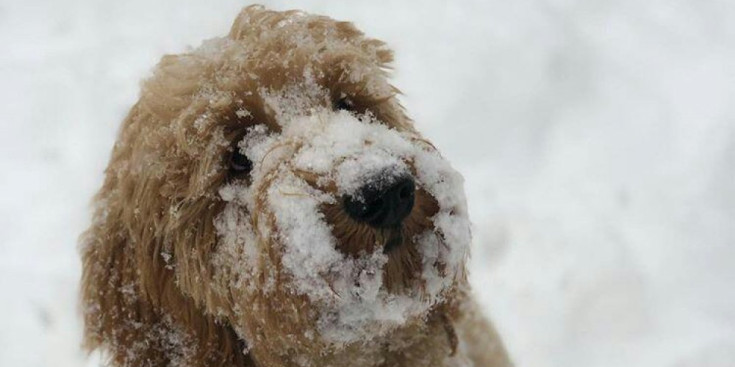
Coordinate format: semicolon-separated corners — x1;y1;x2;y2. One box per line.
334;97;354;111
229;149;253;176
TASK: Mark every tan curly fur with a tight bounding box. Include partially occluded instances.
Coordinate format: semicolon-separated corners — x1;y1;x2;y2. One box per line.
80;5;512;367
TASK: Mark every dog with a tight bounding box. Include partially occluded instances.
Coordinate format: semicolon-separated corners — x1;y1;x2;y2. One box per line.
80;5;512;367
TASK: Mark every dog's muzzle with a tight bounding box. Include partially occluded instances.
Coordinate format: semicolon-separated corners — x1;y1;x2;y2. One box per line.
343;174;416;229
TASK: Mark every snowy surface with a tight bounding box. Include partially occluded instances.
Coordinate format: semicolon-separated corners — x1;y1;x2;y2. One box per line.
2;1;735;366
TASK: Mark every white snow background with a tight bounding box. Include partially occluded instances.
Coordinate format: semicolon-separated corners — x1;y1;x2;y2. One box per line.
2;0;735;366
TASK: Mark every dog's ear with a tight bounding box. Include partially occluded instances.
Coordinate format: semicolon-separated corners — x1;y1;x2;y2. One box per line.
79;104;254;367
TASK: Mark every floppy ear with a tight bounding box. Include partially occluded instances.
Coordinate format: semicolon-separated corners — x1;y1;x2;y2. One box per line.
79;104;255;367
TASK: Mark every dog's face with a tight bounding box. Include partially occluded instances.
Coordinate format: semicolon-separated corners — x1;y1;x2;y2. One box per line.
82;6;471;363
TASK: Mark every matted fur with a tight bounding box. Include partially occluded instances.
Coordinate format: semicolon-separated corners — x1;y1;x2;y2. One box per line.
80;5;512;367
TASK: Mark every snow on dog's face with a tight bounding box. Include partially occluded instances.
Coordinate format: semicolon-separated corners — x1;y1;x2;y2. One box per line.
216;106;471;346
81;6;470;365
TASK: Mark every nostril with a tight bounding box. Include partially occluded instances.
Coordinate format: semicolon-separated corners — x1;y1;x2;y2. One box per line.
398;180;414;201
343;196;382;222
360;198;383;220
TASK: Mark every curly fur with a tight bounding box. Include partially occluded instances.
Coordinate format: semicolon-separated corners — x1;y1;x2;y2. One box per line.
80;5;512;367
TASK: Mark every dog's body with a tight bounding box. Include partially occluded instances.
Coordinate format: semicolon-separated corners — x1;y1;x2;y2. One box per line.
80;6;511;367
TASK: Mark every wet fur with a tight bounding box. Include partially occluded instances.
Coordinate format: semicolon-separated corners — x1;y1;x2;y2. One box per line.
80;5;511;367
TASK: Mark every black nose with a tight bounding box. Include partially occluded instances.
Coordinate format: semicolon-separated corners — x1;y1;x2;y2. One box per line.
343;176;416;228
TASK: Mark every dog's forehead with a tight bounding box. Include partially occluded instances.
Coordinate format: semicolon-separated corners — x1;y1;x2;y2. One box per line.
136;6;411;178
228;6;391;65
153;8;402;135
217;6;389;87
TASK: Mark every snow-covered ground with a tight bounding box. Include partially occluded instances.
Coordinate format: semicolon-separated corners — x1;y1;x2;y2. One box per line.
2;1;735;366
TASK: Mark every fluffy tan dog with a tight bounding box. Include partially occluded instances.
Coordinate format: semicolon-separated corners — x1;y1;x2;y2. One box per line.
80;5;512;367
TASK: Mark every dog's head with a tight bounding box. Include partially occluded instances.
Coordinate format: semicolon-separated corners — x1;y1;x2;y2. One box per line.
81;5;471;366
